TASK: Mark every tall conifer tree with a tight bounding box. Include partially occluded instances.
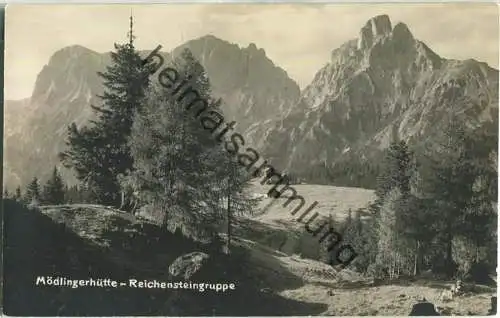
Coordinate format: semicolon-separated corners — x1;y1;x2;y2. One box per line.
42;166;66;205
60;15;152;206
24;177;41;204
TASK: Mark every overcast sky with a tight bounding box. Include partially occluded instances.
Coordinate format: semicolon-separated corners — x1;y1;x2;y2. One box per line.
5;3;499;100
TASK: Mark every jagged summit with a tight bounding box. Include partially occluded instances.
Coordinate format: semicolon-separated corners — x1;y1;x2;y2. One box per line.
247;42;266;56
392;22;413;41
188;34;232;46
357;14;392;49
357;15;416;51
48;45;100;65
31;45;107;106
182;34;267;58
262;14;498;180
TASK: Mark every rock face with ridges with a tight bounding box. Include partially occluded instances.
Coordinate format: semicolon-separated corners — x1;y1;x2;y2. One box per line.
173;35;300;145
4;45;110;186
357;14;393;50
4;15;498;188
262;15;498;179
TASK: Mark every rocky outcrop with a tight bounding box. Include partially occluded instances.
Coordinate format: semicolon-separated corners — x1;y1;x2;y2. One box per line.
168;252;210;280
357;14;392;50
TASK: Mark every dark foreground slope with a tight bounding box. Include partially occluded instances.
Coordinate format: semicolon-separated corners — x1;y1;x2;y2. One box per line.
2;199;326;316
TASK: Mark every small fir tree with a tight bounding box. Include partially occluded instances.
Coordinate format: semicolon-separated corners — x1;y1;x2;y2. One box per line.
42;166;66;205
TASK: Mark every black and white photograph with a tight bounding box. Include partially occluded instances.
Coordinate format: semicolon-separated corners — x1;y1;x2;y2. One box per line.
2;3;498;316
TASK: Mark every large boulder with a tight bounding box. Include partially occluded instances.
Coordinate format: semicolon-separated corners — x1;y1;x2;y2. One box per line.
168;252;210;280
165;252;211;316
409;300;440;316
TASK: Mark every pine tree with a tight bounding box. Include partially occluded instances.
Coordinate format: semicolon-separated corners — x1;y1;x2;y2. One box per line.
335;208;378;273
129;48;255;241
375;188;401;279
376;140;412;199
462;121;497;269
24;177;41;205
217;157;257;254
418;119;479;277
42;166;66;205
373;139;418;277
418;117;497;277
59;16;152;206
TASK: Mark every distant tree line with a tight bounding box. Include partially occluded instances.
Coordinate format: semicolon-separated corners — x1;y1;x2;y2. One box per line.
288;152;381;189
4;166;96;206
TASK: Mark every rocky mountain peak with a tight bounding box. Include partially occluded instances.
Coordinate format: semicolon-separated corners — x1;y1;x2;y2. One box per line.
392;22;413;43
357;14;392;49
4;36;301;188
247;42;266;57
31;46;107;104
356;15;417;57
262;15;498;183
48;45;100;66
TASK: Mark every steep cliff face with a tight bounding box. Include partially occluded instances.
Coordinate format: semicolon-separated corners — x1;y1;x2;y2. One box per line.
4;45;109;186
4;98;33;186
171;35;301;149
3;37;300;188
263;15;498;178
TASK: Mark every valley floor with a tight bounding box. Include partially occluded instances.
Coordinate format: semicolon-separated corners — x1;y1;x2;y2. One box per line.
237;182;496;316
233;233;495;316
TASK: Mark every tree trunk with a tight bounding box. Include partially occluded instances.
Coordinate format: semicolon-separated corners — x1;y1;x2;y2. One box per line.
446;229;453;278
413;240;421;276
226;187;232;255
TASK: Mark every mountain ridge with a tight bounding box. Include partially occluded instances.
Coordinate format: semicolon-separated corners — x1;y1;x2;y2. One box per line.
4;15;498;189
3;34;301;188
260;14;498;181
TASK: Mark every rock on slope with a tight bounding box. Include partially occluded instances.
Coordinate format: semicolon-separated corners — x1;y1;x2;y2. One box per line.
263;15;498;178
3;37;300;188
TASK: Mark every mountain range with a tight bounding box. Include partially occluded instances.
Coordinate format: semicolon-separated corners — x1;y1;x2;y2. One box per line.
3;14;498;189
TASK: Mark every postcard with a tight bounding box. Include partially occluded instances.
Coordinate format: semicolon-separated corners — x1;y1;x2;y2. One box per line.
3;3;498;316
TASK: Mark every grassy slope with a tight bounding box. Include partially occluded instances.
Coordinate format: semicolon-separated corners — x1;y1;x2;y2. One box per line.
2;199;327;316
3;180;495;316
239;182;496;316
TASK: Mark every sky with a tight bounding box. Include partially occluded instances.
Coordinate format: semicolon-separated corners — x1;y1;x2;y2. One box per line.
5;3;499;100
